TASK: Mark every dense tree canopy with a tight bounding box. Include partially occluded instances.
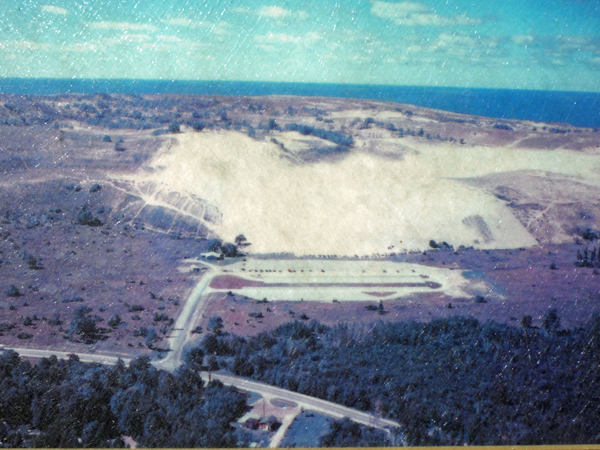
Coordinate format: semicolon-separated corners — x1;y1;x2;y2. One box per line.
320;418;387;447
0;352;248;448
204;315;600;446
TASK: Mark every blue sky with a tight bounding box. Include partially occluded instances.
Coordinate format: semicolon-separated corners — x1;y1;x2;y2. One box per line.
0;0;599;91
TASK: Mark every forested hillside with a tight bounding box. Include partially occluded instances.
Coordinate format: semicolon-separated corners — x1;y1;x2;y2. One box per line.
203;315;600;446
0;352;247;448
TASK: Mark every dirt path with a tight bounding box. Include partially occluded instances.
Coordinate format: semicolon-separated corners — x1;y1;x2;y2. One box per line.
269;411;301;448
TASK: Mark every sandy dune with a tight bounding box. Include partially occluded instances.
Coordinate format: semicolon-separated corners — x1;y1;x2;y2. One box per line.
118;127;600;256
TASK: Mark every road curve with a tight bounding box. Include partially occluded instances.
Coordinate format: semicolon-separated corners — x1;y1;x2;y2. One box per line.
1;347;399;430
0;349;401;437
202;372;401;432
154;265;216;372
1;259;403;440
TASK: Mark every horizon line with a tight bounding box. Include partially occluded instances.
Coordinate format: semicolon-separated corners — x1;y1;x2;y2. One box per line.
1;77;599;95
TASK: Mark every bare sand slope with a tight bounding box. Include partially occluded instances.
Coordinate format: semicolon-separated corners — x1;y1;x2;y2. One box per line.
115;128;600;256
462;170;600;244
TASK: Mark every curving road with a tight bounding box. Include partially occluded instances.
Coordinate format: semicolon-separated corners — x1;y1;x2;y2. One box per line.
201;372;401;432
0;348;400;433
1;261;217;373
1;258;403;446
154;262;217;372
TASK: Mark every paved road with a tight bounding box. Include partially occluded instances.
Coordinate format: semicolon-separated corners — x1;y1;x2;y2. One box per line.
0;347;132;366
1;258;403;445
1;347;399;431
1;262;217;372
154;261;217;371
201;372;401;432
0;347;399;433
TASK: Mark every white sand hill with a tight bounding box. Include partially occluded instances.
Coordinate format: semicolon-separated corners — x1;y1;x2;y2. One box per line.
129;129;600;256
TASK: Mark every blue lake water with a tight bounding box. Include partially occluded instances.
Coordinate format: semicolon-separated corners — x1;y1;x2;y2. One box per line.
1;78;599;128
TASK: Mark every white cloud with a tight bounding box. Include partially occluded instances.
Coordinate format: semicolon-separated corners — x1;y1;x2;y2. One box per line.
41;5;69;15
121;34;152;42
257;33;301;43
400;32;503;63
293;10;310;19
436;32;479;47
0;40;51;51
512;35;534;46
165;18;205;28
89;21;158;32
333;30;386;51
63;42;98;52
399;13;478;26
139;43;173;52
258;44;276;51
213;22;233;35
556;35;599;53
259;6;291;18
371;1;480;26
160;36;205;50
351;54;372;63
255;31;322;45
165;18;232;36
487;34;593;67
371;1;428;17
101;34;154;48
158;35;182;43
511;35;600;67
250;6;309;20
